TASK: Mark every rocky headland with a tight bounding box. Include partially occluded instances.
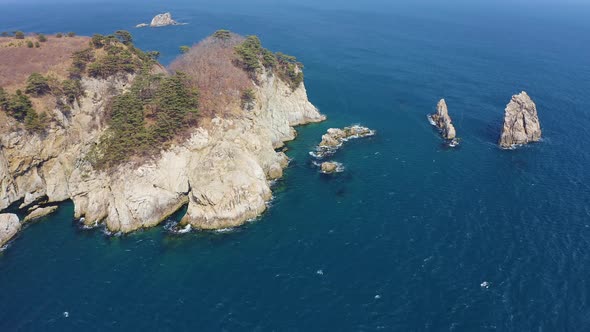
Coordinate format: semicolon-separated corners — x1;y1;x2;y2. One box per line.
499;91;542;148
0;30;325;246
429;99;457;141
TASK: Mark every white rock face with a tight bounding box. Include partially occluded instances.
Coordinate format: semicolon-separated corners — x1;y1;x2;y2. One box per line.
0;213;20;247
429;99;456;140
24;205;58;222
150;13;179;27
0;70;324;234
499;91;542;148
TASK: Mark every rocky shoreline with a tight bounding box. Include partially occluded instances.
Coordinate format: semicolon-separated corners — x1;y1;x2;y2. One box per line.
0;40;325;246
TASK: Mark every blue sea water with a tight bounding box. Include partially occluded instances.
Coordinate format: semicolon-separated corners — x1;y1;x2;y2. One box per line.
1;0;590;330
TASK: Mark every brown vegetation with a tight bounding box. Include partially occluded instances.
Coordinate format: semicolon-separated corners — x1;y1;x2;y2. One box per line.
169;34;252;118
0;35;90;90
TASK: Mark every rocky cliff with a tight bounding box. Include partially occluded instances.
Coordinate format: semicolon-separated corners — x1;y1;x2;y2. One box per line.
499;91;542;148
429;99;456;140
0;46;324;244
0;213;20;247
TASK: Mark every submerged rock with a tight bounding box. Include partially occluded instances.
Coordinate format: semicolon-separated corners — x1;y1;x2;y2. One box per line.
499;91;542;148
24;205;58;222
150;13;180;27
0;213;20;247
429;99;456;140
320;161;343;174
311;125;375;159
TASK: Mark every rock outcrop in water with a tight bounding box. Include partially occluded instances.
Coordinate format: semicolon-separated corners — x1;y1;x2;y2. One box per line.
310;125;374;174
320;161;343;174
499;91;542;148
311;125;375;159
150;13;179;27
24;205;58;222
429;99;456;140
136;13;182;28
0;213;20;247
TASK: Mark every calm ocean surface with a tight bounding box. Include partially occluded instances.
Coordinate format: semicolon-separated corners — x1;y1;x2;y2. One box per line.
1;0;590;330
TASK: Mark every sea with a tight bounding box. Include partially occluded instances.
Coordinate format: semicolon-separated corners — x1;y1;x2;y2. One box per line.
1;0;590;330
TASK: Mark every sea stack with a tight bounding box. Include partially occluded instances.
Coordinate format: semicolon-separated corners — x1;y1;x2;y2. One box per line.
499;91;542;148
150;13;179;27
430;99;456;140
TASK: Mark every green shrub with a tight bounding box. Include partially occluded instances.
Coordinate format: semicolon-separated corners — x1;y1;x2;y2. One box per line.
0;88;9;110
56;33;63;38
90;72;199;169
91;34;105;48
179;45;190;54
27;40;34;48
0;89;34;121
14;31;24;39
87;47;139;79
241;89;256;110
62;79;84;104
234;36;304;90
146;51;160;60
25;73;50;96
24;110;48;133
69;48;95;79
114;30;133;45
1;32;9;37
37;34;47;42
213;30;231;40
234;36;263;74
35;42;40;48
67;32;76;37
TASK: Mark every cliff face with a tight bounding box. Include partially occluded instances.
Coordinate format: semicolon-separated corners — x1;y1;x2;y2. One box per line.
499;91;542;148
0;70;324;235
430;99;456;140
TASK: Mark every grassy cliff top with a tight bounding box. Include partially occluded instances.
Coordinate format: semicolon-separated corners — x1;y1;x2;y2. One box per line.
0;34;90;91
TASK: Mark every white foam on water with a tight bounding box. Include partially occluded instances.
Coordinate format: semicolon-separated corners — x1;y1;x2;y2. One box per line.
176;224;192;234
214;227;235;233
427;114;436;126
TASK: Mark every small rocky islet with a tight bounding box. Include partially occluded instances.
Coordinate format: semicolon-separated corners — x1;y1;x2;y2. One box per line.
429;91;542;149
499;91;542;148
136;12;183;28
310;125;376;174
